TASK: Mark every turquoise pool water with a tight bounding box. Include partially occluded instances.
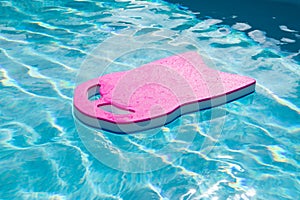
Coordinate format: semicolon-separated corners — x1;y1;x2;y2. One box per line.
0;0;299;199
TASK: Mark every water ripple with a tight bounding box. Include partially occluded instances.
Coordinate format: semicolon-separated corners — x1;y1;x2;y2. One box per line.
0;48;72;100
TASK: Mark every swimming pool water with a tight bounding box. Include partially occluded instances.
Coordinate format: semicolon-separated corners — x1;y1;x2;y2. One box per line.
166;0;300;58
0;0;299;199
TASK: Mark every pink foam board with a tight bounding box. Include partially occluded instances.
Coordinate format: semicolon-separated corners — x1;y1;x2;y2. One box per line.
73;51;255;133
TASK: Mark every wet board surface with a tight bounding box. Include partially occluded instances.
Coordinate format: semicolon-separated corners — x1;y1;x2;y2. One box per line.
73;51;256;133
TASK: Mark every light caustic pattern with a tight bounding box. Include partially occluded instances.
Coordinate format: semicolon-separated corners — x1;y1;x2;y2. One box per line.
0;0;299;199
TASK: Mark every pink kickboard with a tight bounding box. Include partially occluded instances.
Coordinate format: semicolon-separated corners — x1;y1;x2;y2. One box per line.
73;51;255;133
